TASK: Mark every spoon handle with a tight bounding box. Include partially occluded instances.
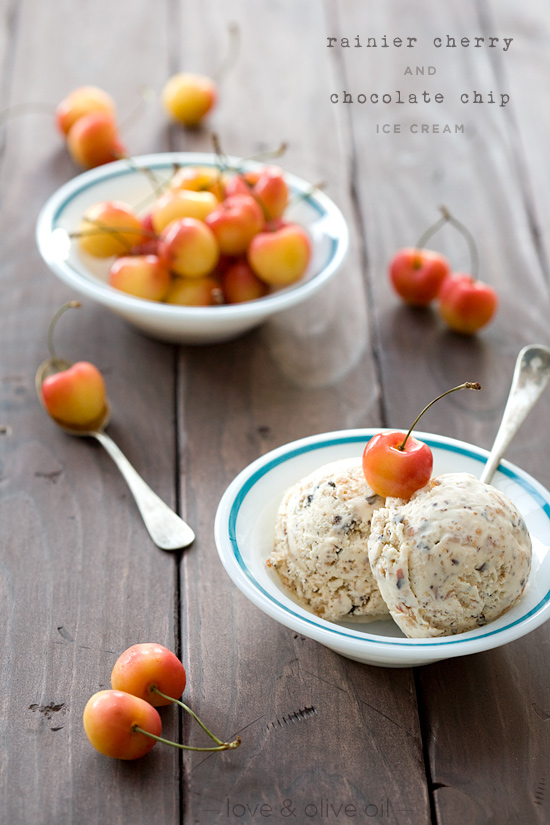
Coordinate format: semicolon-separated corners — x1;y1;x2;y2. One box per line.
93;430;195;550
480;344;550;485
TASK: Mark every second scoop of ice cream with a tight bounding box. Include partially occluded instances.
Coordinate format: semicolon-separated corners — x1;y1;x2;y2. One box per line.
368;472;532;638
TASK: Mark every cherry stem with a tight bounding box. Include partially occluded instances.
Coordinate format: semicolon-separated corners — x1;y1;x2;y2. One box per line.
438;204;480;279
285;180;326;215
414;212;448;253
122;154;165;197
209;133;268;219
211;134;288;176
211;132;229;172
47;301;80;367
414;205;479;279
243;142;288;165
398;382;482;451
150;686;231;746
132;726;241;752
212;22;241;84
69;219;156;246
119;86;155;131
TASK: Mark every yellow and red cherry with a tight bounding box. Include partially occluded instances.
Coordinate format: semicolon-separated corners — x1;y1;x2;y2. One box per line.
247;222;311;286
388;208;452;307
161;24;239;129
126;213;159;256
170;165;225;200
205;194;265;256
108;254;171;302
363;431;433;500
56;85;116;137
38;302;109;432
389;247;450;307
158;217;219;278
221;259;268;303
66;111;126;169
78;200;144;258
151;188;218;233
42;361;107;431
252;165;289;220
224;173;255;199
162;72;217;128
165;274;223;307
83;690;162;760
111;643;186;707
438;273;498;334
362;382;481;499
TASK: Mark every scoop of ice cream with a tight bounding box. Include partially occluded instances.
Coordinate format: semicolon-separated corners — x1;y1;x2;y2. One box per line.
267;458;388;621
368;472;532;638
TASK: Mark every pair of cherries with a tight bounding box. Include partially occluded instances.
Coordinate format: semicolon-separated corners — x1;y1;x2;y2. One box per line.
84;643;241;760
389;206;498;335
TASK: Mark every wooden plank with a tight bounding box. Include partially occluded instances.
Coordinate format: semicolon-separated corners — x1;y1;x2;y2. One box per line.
171;2;432;822
331;1;550;823
0;0;181;822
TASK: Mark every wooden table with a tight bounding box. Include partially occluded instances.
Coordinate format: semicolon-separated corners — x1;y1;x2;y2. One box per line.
2;1;550;822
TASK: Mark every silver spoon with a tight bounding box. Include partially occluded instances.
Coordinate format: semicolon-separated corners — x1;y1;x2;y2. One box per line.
36;358;195;551
480;344;550;484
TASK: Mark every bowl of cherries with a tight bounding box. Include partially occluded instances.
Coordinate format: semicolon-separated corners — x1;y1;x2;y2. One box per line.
36;152;349;344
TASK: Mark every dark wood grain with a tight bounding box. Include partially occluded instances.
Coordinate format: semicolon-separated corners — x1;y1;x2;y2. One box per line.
1;1;550;824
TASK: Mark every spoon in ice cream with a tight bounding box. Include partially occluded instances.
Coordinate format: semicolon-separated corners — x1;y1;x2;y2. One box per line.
480;344;550;484
36;303;194;551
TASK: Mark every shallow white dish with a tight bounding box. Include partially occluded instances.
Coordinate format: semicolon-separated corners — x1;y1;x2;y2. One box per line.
36;152;349;344
214;429;550;668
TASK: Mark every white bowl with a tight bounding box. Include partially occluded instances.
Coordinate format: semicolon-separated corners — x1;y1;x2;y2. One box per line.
215;429;550;668
36;152;349;344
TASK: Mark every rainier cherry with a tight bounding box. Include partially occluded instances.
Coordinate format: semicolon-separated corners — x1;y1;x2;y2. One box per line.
161;24;239;128
162;73;217;128
222;259;268;303
170;164;225;200
363;382;481;499
205;194;265;256
388;210;451;307
111;643;187;707
248;222;311;286
38;302;108;432
78;200;143;258
83;690;162;760
66;111;126;169
253;165;289;220
438;273;498;334
151;188;219;233
436;207;498;334
108;254;171;302
389;248;450;307
56;85;116;137
158;217;219;278
165;274;223;306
